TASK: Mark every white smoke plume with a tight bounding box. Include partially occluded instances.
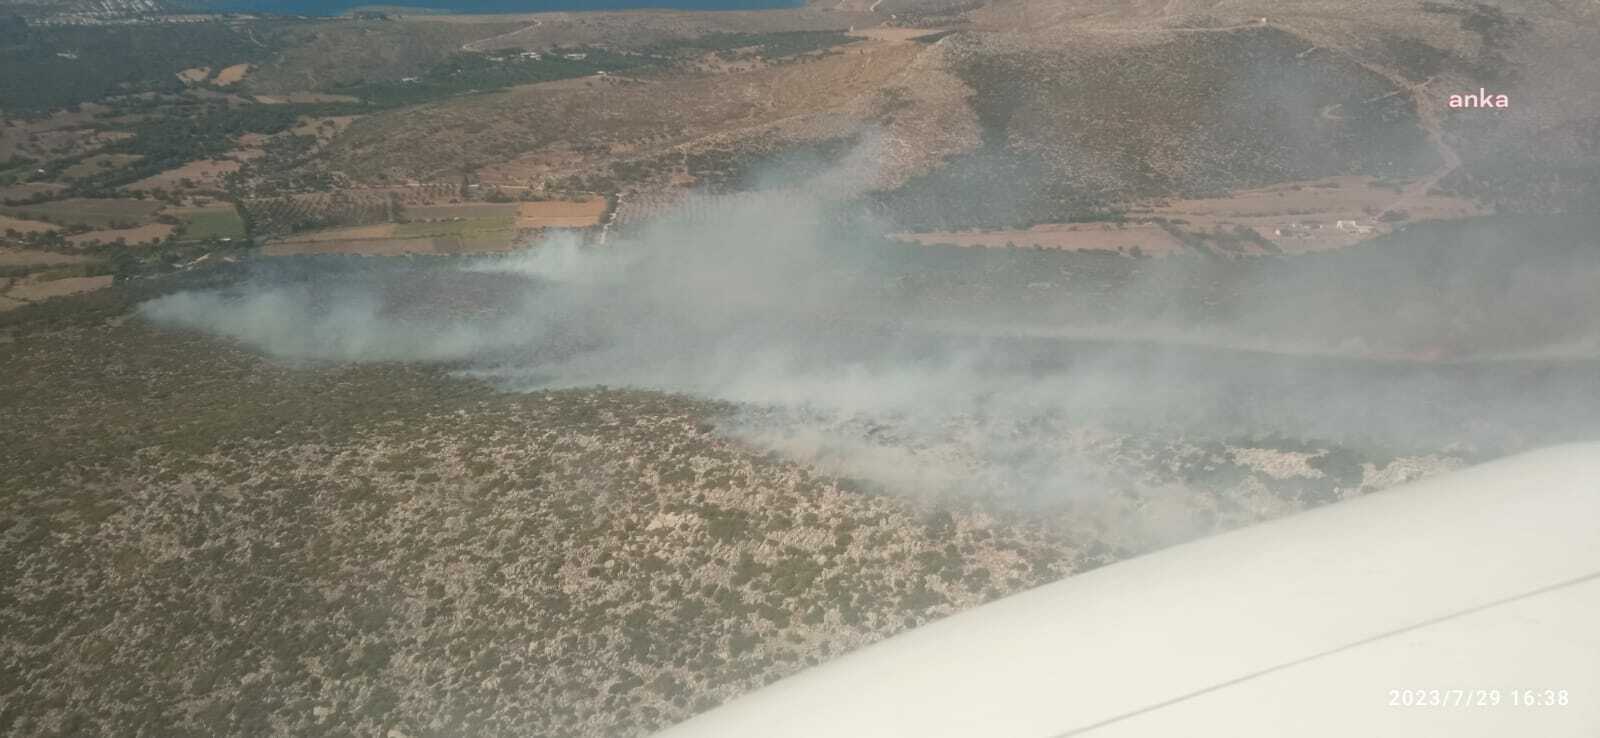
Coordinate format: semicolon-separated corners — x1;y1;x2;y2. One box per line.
140;138;1600;550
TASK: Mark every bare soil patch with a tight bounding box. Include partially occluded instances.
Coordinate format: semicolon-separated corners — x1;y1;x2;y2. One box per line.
515;197;607;228
4;274;114;303
846;27;946;43
213;64;252;86
405;203;517;221
127;159;244;191
0;249;91;267
176;67;211;84
0;215;58;235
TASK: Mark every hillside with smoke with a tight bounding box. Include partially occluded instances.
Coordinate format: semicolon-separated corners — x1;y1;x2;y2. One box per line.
8;2;1600;735
141;147;1600;551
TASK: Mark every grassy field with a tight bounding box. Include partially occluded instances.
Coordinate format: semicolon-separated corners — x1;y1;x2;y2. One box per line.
176;206;248;240
262;236;439;256
260;219;521;255
394;216;515;239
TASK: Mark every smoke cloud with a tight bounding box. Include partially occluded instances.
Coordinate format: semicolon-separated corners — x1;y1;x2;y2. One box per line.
140;139;1600;550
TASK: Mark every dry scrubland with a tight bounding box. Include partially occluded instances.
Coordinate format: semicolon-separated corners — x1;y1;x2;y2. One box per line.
5;212;1596;736
329;25;977;194
451;7;864;51
0;305;1460;737
327;40;922;184
236;19;534;96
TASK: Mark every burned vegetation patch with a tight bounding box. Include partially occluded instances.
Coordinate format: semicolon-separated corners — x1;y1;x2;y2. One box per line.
1370;34;1512;84
876;28;1438;229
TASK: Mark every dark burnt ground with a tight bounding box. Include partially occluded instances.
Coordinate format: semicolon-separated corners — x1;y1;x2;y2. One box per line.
875;27;1439;229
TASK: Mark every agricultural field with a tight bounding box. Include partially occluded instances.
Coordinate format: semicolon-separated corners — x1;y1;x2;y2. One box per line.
0;198;163;229
66;223;175;247
0;247;92;268
243;194;605;255
260;233;524;256
170;205;248;240
403;202;518;221
0;214;58;235
2;273;114;304
394;217;515;239
261;235;440;256
257;206;528;255
242;192;395;237
516;196;608;228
